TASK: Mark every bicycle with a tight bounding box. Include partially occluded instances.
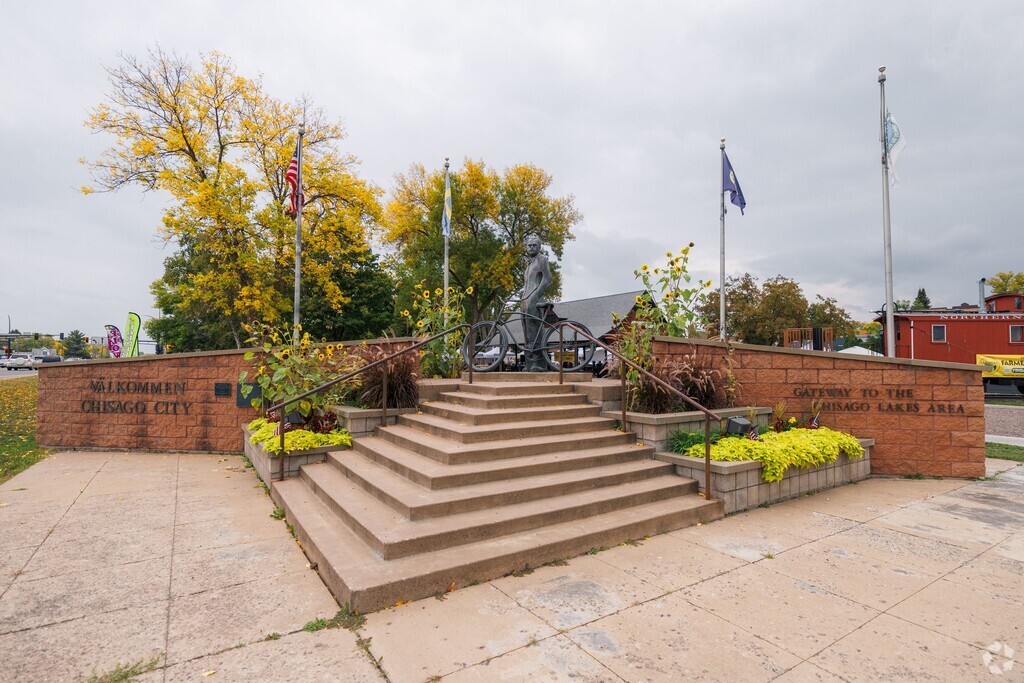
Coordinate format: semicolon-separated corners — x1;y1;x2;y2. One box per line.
461;295;598;372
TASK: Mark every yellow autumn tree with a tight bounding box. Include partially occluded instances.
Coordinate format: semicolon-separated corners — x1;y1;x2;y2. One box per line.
384;159;581;322
83;48;382;348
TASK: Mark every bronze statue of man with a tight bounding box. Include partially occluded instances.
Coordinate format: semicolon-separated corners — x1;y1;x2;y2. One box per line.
521;233;553;371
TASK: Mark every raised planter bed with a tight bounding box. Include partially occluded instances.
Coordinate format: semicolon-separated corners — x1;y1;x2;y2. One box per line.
332;405;417;438
655;437;874;514
600;406;773;452
242;427;344;482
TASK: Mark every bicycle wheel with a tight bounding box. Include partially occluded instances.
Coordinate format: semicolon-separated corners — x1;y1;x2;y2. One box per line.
543;322;597;372
462;321;509;372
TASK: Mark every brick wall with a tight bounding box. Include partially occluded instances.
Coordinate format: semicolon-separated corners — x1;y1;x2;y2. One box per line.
37;337;417;454
654;337;987;478
37;350;256;453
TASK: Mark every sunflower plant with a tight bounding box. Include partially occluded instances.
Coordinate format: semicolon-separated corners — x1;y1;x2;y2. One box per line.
239;322;362;421
403;280;471;378
614;243;712;410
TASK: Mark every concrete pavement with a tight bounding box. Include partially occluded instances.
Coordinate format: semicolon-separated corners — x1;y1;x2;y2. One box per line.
1;451;1021;682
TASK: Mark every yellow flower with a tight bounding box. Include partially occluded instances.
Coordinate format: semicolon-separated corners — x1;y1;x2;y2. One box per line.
417;320;425;328
653;268;660;274
423;291;430;299
257;365;266;375
682;247;690;255
435;288;443;296
280;350;291;360
326;344;335;353
664;293;671;300
635;295;644;304
271;334;280;344
448;287;454;294
788;417;796;424
402;310;410;317
641;264;650;272
317;353;325;361
665;251;672;258
242;323;251;333
466;286;474;295
295;324;302;331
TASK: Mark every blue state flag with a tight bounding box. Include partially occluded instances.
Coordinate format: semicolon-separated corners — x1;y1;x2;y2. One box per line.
441;167;453;237
723;152;746;215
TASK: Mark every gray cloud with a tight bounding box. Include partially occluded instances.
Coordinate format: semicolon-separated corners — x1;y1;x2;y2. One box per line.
1;1;1021;338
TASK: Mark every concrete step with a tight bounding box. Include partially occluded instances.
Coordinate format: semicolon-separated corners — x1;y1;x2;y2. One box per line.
441;390;589;410
397;413;615;444
351;437;656;489
461;372;593;383
420;400;602;425
299;462;696;560
459;382;577;397
378;424;637;464
330;450;677;520
274;476;722;613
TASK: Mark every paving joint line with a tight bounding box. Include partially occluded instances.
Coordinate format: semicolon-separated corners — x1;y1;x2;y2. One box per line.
0;454;112;603
162;454;182;683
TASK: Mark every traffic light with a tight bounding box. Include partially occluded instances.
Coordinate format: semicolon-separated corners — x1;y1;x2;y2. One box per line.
34;333;39;340
59;332;64;340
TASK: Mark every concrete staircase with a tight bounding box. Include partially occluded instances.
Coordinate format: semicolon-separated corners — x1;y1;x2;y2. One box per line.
273;380;723;612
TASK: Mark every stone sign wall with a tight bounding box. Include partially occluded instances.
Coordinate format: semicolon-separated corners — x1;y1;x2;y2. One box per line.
37;350;256;452
654;337;987;478
36;338;417;453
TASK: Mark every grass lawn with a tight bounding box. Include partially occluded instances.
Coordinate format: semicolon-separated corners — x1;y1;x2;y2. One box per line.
986;442;1024;462
0;376;48;484
986;397;1024;407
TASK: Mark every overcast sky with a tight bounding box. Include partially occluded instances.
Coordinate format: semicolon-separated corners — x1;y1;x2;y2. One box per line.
2;1;1021;340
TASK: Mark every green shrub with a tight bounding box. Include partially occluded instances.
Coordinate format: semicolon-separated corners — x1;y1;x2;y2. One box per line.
247;418;352;455
668;428;725;451
675;427;863;482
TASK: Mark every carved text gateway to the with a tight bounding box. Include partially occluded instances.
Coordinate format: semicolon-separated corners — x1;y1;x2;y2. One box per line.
791;386;966;414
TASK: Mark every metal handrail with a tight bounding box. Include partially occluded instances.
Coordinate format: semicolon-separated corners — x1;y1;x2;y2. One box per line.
553;321;722;502
267;324;473;472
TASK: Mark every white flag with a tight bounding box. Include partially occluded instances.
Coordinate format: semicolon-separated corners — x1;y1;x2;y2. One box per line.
884;111;907;187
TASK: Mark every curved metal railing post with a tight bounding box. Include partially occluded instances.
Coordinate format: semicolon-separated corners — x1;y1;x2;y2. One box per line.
704;414;712;501
558;325;564;385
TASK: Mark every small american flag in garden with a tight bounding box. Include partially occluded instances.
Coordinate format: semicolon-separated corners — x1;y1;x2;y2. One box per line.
285;140;304;214
748;426;759;441
810;413;820;428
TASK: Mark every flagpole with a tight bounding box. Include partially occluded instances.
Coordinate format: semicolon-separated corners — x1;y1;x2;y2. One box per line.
293;124;305;341
719;138;727;341
443;158;450;326
878;67;896;357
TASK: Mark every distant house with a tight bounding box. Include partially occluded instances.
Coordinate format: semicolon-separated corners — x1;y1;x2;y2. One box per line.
505;290;643;347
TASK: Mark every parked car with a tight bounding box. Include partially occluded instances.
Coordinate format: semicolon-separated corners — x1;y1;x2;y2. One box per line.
6;353;34;370
34;356;63;367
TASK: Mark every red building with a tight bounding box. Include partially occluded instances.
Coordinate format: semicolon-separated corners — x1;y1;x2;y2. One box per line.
878;293;1024;389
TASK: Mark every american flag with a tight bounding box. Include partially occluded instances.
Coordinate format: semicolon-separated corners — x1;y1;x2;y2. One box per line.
285;139;303;214
748;426;759;441
810;413;819;429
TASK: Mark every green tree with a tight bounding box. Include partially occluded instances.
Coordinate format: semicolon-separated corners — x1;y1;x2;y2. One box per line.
989;271;1024;294
912;288;931;309
62;330;89;358
808;295;857;345
384;159;581;323
700;274;855;346
300;249;398;342
83;48;382;349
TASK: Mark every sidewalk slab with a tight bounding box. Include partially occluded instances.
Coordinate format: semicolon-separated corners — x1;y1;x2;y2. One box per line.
1;451;1022;681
